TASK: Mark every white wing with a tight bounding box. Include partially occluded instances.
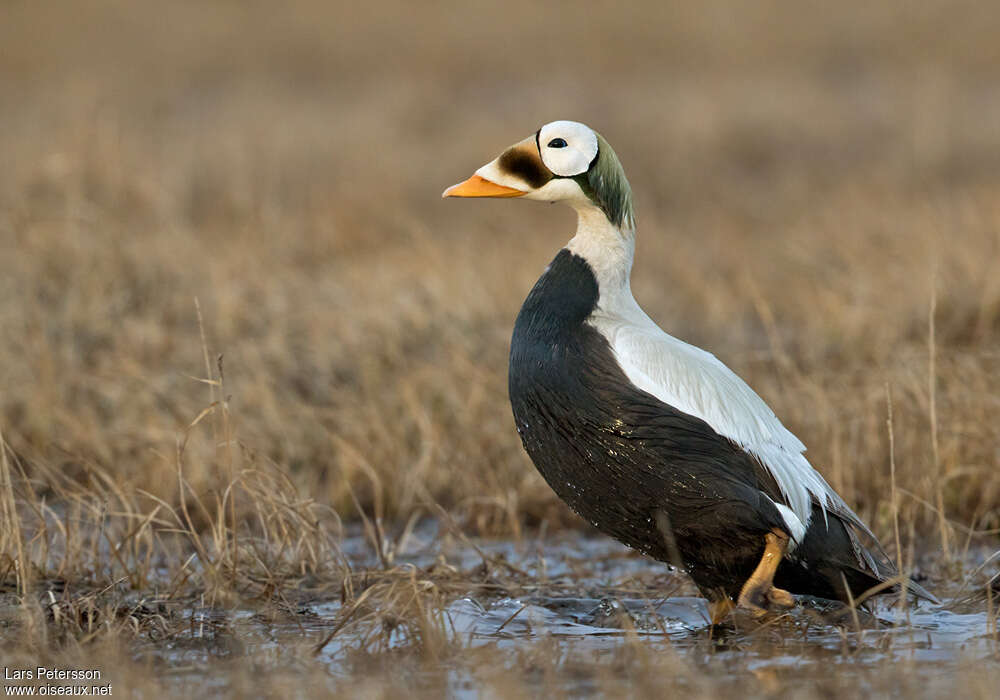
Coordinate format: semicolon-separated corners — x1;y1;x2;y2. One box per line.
588;302;874;544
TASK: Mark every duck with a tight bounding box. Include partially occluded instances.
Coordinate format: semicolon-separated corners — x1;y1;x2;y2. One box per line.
443;120;937;621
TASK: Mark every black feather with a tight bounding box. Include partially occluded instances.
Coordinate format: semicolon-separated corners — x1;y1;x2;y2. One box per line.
509;249;931;604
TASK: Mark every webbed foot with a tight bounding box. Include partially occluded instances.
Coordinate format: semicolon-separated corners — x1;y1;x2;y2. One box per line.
736;529;796;615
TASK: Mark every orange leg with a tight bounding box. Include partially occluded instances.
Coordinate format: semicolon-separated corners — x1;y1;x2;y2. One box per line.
737;529;796;615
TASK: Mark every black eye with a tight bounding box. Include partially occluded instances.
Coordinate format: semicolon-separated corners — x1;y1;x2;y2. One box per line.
547;138;567;148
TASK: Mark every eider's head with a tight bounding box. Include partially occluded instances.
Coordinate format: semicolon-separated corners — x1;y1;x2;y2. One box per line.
443;120;633;230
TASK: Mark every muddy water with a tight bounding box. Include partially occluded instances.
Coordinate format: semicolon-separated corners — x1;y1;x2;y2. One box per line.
144;529;998;696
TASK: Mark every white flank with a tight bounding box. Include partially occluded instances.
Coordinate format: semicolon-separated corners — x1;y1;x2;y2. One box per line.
772;502;808;545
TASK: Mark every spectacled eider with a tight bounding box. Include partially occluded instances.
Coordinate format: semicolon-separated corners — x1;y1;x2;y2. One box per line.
443;120;937;621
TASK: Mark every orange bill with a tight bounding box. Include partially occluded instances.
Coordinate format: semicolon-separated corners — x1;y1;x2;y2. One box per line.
442;174;526;198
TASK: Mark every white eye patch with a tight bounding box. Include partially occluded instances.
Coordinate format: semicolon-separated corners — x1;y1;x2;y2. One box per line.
538;120;598;177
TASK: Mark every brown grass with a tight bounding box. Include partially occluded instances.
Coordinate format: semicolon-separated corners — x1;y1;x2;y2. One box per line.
1;0;999;696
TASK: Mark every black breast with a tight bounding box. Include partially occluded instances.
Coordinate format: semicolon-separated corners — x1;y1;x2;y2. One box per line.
508;249;788;600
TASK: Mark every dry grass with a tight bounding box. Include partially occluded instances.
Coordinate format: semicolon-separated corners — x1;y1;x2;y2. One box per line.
1;0;999;696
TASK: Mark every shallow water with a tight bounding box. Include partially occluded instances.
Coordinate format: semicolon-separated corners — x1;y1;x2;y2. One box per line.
138;528;998;696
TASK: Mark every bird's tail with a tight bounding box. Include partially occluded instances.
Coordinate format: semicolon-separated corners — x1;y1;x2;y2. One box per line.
844;528;940;606
894;577;940;606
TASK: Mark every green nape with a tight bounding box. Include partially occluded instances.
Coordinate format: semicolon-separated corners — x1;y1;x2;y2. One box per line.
574;133;634;229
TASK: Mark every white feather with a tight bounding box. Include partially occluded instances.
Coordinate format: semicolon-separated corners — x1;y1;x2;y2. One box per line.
538;120;598;176
589;299;835;531
772;502;807;546
566;208;863;542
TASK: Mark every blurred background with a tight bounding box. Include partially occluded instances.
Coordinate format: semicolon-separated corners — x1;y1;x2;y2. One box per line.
2;0;999;539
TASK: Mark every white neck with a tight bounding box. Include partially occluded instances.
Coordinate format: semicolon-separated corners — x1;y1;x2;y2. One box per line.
564;204;636;297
